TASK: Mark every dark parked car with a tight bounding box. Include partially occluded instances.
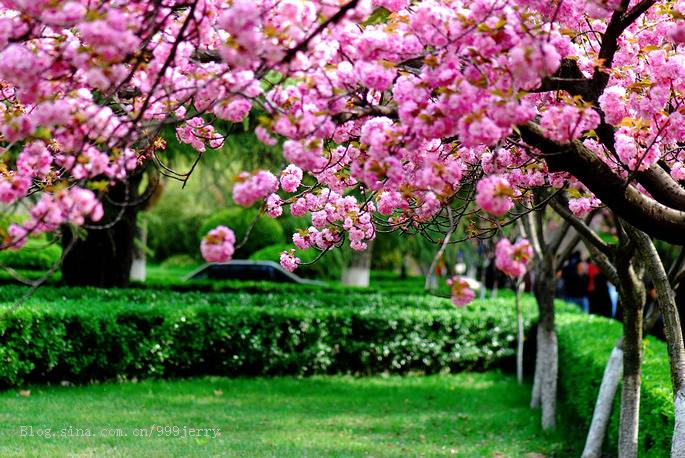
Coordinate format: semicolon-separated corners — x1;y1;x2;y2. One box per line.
184;260;326;285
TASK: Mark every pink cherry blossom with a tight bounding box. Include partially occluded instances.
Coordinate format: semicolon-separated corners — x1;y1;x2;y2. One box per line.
475;176;515;217
495;238;533;278
280;165;303;193
447;276;476;307
233;170;279;207
201;226;236;263
280;249;301;272
266;193;284;218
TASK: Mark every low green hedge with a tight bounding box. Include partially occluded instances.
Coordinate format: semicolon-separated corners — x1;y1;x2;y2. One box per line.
557;312;673;457
0;239;62;270
0;286;536;387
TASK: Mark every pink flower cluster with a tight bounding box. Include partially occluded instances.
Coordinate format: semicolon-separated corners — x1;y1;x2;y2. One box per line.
540;105;601;143
200;226;236;263
232;170;279;207
280;165;303;193
475;176;515;217
266;194;284;218
495;238;533;278
447;276;476;307
568;196;602;217
176;118;223;152
8;188;104;248
280;249;301;272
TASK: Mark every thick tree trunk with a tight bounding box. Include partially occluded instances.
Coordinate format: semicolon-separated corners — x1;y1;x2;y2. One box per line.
582;341;624;458
341;240;374;287
532;253;557;430
61;180;140;288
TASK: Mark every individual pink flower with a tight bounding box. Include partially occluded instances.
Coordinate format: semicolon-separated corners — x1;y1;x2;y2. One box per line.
669;23;685;43
475;175;515;216
495;238;533;278
280;249;300;272
447;276;475;307
201;226;236;263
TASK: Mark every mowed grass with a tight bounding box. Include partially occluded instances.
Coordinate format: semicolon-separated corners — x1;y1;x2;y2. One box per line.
0;372;578;457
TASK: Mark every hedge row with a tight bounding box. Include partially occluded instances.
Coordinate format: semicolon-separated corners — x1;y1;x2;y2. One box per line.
0;287;535;387
0;266;452;298
556;312;673;457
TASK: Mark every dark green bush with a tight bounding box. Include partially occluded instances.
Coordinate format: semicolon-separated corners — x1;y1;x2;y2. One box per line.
249;243;345;280
144;201;207;262
556;312;673;457
0;286;535;387
198;208;284;258
0;239;62;270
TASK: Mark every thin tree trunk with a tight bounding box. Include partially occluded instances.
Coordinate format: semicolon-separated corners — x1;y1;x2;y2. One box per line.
540;327;558;430
480;260;487;301
582;307;661;458
515;280;525;384
532;252;557;429
618;287;643;458
425;211;455;291
628;227;685;457
531;327;543;408
582;340;624;458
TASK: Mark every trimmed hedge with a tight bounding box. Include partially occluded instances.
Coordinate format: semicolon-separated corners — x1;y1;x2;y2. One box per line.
0;239;62;270
0;286;535;387
557;312;673;457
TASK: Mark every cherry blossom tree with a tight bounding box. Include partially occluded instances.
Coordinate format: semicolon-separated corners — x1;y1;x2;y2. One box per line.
552;197;684;457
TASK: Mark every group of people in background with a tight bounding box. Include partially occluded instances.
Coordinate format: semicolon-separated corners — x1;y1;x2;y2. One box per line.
556;251;619;318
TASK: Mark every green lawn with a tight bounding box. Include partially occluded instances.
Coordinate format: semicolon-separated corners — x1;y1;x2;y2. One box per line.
0;372;578;457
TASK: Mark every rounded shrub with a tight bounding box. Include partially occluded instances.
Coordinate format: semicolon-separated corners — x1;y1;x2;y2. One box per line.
145;210;207;262
249;243;345;280
198;208;284;259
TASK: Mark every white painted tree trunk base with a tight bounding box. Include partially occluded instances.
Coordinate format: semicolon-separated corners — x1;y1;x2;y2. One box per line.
130;258;146;282
673;389;685;458
540;329;558;430
341;267;370;287
619;372;641;458
582;345;623;458
530;331;543;409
